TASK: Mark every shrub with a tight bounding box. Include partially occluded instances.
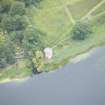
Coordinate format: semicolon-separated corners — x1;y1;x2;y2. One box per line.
10;1;25;16
17;0;42;7
71;21;92;40
1;15;28;32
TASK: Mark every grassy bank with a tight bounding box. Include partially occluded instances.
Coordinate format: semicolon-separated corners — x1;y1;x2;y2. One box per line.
0;60;32;82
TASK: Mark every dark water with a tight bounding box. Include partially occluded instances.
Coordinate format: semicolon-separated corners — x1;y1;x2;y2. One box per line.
0;46;105;105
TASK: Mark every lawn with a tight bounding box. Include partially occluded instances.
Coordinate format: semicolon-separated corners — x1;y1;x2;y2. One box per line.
91;2;105;16
31;0;105;71
68;0;101;20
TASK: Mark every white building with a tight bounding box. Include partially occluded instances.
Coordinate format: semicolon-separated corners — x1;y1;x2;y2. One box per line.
44;48;53;59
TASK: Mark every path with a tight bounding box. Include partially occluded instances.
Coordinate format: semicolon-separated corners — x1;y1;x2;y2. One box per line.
81;0;105;20
64;6;76;25
45;0;105;48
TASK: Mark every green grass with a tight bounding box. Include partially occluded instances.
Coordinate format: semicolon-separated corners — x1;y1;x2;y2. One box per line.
91;2;105;16
32;6;73;46
0;59;32;81
32;0;105;47
68;0;101;20
44;25;105;71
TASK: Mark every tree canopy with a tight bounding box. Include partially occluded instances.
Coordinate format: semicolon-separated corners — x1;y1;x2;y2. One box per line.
17;0;42;7
71;21;92;40
0;0;44;73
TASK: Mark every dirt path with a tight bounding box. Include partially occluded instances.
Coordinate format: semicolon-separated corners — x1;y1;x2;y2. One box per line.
64;6;76;25
81;0;105;20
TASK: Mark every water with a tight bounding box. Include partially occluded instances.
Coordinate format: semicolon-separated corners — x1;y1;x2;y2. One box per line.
0;46;105;105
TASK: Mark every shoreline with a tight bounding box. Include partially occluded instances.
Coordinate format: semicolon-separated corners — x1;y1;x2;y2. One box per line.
70;48;96;64
0;77;30;84
0;44;105;84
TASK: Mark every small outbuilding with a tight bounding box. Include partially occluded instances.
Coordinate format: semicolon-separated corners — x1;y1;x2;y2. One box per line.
44;48;53;59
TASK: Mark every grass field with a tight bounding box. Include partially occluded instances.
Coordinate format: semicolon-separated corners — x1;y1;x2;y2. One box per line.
91;2;105;16
68;0;101;20
32;0;105;71
0;0;105;81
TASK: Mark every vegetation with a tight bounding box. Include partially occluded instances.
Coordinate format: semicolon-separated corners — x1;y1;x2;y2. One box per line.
0;32;16;68
0;0;44;81
0;0;105;82
71;21;92;40
9;1;25;16
17;0;42;7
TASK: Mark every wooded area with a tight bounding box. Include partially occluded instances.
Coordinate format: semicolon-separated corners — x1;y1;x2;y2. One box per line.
0;0;44;73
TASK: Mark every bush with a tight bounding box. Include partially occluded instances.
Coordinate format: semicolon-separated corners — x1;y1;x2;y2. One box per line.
23;28;44;51
71;21;92;40
1;15;28;32
10;1;25;16
0;34;16;68
0;0;11;13
0;44;16;68
0;58;7;68
4;44;16;65
10;31;24;43
33;50;44;72
17;0;42;7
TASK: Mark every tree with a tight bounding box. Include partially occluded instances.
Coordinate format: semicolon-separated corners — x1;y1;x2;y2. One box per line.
23;27;44;74
71;21;92;40
23;27;44;51
0;0;12;22
0;13;3;23
33;50;44;72
0;58;7;68
9;1;25;16
1;15;28;32
4;43;16;64
0;0;12;13
10;31;24;43
0;33;16;68
17;0;42;7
